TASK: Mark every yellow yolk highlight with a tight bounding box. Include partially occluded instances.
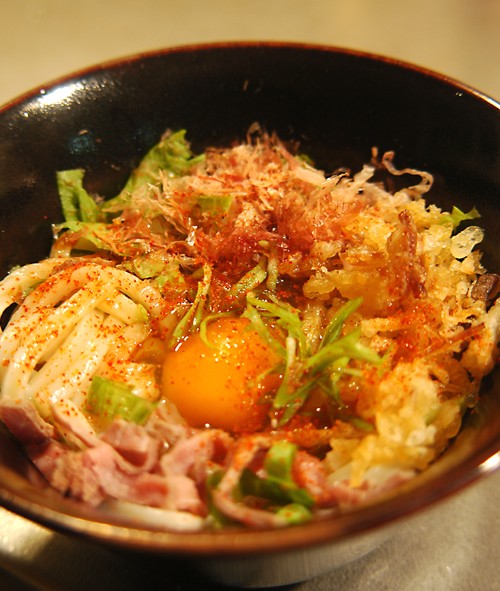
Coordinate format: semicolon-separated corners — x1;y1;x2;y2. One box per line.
162;317;281;432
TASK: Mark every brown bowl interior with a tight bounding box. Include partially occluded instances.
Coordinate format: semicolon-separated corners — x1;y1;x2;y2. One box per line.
0;42;499;556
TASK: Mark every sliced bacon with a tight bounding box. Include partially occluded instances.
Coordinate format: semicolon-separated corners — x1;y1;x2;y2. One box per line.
292;450;338;506
0;400;55;444
78;444;169;507
292;450;370;507
164;474;205;515
211;486;287;528
327;469;415;507
23;415;222;513
157;430;234;516
118;472;170;507
52;398;100;449
102;419;160;471
27;440;66;481
27;440;169;507
54;446;106;505
293;450;415;508
160;429;233;483
27;440;105;505
145;399;193;447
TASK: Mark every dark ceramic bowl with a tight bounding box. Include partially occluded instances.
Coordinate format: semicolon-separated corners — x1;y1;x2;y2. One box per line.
0;42;499;588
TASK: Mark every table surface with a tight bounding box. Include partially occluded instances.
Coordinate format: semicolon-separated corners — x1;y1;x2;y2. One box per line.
1;1;499;589
1;470;499;591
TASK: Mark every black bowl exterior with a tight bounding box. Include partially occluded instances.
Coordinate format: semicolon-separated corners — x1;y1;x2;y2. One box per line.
0;42;499;559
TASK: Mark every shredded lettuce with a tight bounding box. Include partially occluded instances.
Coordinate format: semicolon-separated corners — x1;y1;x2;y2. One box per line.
57;129;202;225
52;220;113;252
109;129;204;209
195;194;233;216
122;253;189;298
57;169;101;223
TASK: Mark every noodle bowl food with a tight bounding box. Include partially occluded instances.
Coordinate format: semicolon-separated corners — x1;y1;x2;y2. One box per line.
0;128;498;531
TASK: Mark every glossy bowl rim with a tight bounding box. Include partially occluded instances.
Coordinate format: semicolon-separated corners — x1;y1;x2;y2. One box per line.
0;40;499;557
2;40;499;113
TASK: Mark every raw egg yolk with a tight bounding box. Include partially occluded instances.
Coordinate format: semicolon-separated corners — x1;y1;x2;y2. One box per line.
162;317;281;432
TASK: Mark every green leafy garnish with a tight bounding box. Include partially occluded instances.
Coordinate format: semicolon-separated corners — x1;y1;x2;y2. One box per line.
86;376;156;425
439;205;480;229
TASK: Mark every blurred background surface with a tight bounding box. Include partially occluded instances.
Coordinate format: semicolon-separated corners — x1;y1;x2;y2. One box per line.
1;0;500;106
0;1;499;590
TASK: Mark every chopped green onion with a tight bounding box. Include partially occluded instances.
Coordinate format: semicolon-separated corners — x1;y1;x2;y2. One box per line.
242;302;286;357
86;376;156;425
338;414;375;432
275;503;312;524
238;441;314;510
228;261;267;301
198;312;235;349
245;294;381;425
239;469;314;507
264;440;297;482
265;251;279;292
169;263;212;347
246;294;308;358
305;329;381;374
273;377;320;425
320;297;363;349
